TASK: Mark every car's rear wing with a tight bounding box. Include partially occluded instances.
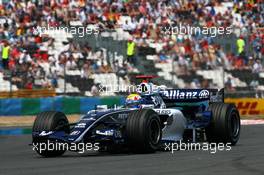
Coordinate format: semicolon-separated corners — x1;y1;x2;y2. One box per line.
160;88;224;103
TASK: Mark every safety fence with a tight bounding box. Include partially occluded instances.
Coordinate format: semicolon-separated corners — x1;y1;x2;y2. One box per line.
0;96;125;116
0;96;263;116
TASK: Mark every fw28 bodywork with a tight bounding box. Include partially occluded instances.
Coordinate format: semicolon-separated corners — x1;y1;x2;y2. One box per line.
34;108;187;143
32;84;241;156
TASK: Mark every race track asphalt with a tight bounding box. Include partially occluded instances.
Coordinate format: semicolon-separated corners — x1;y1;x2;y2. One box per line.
0;125;264;175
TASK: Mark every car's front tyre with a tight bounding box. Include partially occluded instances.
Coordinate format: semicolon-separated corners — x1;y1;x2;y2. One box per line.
32;111;70;157
126;109;162;153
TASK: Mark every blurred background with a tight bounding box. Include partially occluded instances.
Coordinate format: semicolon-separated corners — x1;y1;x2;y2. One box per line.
0;0;263;117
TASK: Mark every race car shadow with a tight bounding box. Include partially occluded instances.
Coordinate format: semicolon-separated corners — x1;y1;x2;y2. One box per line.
63;150;165;158
34;150;165;159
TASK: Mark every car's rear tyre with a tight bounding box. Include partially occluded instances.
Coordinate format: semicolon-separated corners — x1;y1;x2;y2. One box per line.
126;109;162;153
32;111;70;157
206;103;240;145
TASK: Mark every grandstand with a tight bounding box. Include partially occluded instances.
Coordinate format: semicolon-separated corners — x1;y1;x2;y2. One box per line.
0;0;263;98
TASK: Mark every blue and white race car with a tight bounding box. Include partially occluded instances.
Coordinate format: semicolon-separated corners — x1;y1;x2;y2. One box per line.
32;76;241;157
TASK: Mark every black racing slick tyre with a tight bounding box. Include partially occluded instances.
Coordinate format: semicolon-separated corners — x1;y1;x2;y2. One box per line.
126;109;162;153
206;103;240;145
32;111;70;157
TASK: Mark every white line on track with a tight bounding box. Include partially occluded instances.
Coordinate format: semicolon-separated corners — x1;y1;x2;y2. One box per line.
241;120;264;125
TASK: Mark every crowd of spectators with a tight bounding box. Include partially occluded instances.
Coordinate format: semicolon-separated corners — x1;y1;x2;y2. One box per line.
117;0;263;74
0;0;115;89
0;0;263;91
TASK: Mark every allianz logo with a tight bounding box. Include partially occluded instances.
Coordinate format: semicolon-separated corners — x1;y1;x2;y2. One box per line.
162;90;209;99
199;90;210;98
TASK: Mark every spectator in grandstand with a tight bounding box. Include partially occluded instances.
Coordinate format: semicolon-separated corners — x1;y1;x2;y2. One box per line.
55;54;67;77
0;42;2;71
177;55;189;75
201;79;212;89
236;36;245;56
34;65;51;89
225;77;235;91
252;59;263;73
216;46;232;69
65;54;77;70
190;79;201;89
252;33;262;59
91;84;100;96
158;51;168;63
100;62;113;73
80;63;92;79
122;20;131;32
1;41;10;69
25;78;33;90
126;38;136;66
49;70;58;89
91;60;100;73
19;50;32;64
250;79;259;91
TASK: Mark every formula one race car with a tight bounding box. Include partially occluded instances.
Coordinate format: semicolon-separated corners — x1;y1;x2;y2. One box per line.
32;76;241;157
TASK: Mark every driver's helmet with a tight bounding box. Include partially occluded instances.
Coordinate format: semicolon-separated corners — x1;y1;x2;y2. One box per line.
125;93;141;108
137;82;153;94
